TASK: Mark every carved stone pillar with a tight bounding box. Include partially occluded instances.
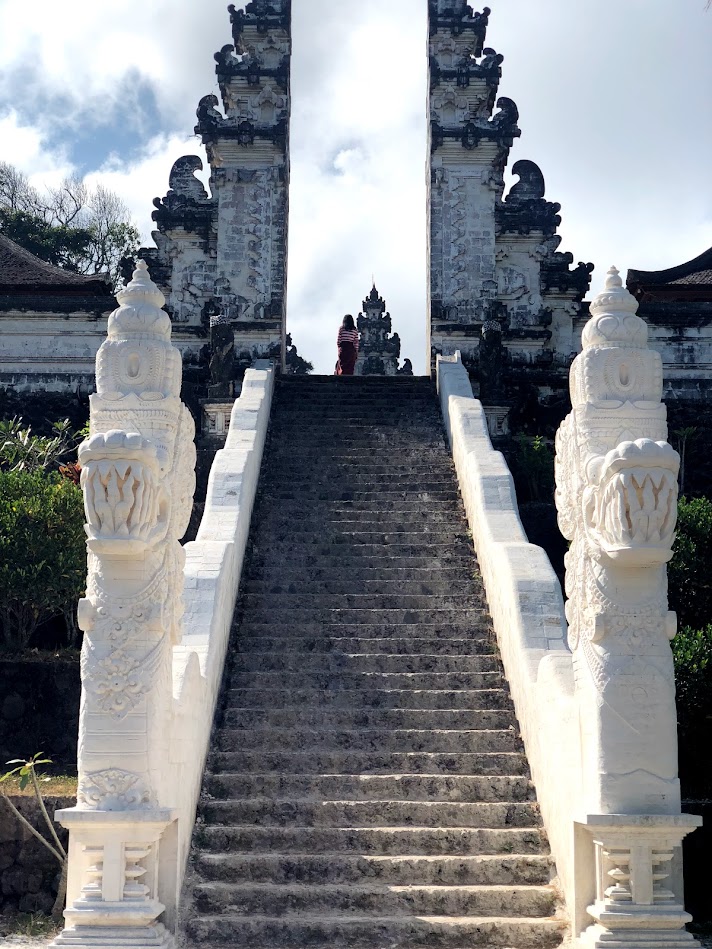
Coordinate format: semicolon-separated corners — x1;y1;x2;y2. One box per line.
52;261;196;949
554;267;700;947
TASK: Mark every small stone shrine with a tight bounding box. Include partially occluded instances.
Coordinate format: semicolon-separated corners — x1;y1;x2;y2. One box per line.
354;284;411;376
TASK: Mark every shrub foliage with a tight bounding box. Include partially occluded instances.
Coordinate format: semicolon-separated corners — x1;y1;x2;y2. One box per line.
668;496;712;632
0;471;86;651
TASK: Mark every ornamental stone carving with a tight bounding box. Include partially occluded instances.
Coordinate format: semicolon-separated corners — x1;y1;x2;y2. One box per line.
555;267;701;948
52;261;195;949
76;260;196;810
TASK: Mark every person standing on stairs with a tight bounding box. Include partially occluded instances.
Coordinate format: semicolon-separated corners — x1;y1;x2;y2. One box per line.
335;313;359;375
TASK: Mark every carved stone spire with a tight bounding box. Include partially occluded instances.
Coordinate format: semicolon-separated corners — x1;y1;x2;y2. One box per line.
355;284;405;376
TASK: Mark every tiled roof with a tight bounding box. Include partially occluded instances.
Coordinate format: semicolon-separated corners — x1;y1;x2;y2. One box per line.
627;246;712;290
670;269;712;286
0;234;112;293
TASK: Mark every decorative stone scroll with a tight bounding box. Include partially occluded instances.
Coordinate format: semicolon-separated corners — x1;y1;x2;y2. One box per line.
554;267;701;947
52;262;196;949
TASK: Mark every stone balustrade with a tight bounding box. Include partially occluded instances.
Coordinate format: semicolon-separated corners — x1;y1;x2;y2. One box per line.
50;262;275;948
437;266;701;946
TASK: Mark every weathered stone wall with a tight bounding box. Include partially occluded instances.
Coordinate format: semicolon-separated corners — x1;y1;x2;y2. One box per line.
0;659;80;774
0;312;110;394
0;796;72;915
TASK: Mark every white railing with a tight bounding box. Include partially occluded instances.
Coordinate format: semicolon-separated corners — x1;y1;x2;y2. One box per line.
437;267;701;947
52;263;274;948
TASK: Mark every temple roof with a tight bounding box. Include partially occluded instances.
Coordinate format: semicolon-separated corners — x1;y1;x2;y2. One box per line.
627;246;712;302
0;234;113;293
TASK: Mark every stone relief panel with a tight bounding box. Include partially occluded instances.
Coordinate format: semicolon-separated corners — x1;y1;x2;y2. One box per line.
437;169;497;321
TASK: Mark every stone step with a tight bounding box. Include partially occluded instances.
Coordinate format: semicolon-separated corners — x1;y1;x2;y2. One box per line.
236;609;488;626
261;474;456;487
184;913;565;948
248;544;474;562
255;500;463;515
224;688;511;711
253;526;471;542
233;637;496;656
246;531;471;547
191;881;557;919
255;510;467;527
227;671;504;692
209;750;528;776
196;824;548;857
194;852;552;886
235;620;493;639
221;707;514;731
257;489;462;503
204;773;532;803
266;444;448;456
200;799;540;829
215;727;519;754
241;579;479;597
243;565;477;584
231;653;500;675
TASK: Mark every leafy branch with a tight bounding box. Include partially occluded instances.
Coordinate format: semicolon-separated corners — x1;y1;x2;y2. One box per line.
0;754;68;922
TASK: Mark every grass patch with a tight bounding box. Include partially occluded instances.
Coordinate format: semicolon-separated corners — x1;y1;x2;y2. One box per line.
1;774;77;797
0;912;61;938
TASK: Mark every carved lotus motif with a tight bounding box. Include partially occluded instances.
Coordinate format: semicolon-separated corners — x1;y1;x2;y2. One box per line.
583;439;679;564
79;431;169;553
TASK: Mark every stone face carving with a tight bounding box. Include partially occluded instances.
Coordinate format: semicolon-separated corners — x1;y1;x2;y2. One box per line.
555;268;701;948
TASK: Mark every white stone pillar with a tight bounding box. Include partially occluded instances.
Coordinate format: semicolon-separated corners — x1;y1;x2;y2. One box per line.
554;267;701;947
51;261;196;949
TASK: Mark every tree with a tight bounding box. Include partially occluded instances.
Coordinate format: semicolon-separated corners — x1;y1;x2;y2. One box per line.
285;333;313;374
1;754;68;922
0;160;139;289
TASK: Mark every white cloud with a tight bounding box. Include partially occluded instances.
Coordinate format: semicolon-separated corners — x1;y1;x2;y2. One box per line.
0;109;73;186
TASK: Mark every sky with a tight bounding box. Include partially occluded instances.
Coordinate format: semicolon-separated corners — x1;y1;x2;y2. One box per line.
0;0;711;374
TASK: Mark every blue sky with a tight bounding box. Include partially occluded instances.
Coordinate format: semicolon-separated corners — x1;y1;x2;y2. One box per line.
1;0;711;373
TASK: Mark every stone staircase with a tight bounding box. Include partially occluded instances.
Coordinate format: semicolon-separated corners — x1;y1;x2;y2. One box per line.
182;375;565;948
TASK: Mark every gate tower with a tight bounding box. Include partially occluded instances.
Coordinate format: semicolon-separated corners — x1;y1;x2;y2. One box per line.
142;0;292;372
427;1;593;383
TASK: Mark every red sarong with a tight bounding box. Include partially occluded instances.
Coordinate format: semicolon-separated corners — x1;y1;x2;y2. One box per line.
336;341;358;376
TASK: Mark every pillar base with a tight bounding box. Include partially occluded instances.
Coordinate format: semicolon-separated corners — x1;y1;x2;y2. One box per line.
578;815;702;949
51;922;174;949
579;923;699;947
51;808;177;949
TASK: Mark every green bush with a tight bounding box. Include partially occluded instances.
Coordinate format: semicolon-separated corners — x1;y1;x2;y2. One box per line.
0;417;79;473
510;434;555;503
0;470;86;651
668;496;712;631
672;624;712;797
